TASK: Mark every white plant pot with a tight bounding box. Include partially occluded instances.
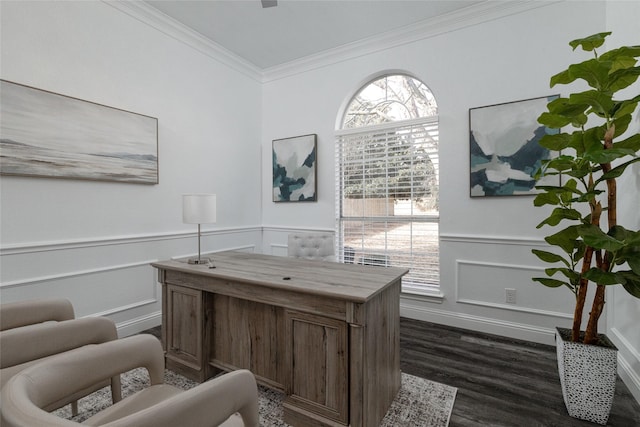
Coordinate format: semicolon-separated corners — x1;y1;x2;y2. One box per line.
555;327;618;425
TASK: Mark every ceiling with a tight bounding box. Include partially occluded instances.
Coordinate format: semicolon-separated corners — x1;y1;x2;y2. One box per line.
144;1;482;69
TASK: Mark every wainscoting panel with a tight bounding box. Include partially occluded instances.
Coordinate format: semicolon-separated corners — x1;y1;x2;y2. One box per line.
0;262;158;316
455;259;572;319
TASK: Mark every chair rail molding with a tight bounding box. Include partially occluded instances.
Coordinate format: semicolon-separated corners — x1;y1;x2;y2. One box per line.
0;226;262;256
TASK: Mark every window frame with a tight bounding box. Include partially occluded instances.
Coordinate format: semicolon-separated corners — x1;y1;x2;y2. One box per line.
335;113;440;296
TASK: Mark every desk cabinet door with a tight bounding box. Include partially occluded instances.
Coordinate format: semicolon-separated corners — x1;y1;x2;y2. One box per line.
285;310;348;424
165;284;202;370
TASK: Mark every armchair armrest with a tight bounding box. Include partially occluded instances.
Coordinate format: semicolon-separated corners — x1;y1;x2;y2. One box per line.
109;369;259;427
0;298;74;331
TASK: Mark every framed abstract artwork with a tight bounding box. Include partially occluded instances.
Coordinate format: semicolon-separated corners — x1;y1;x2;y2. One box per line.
0;80;158;184
469;95;560;197
272;133;317;202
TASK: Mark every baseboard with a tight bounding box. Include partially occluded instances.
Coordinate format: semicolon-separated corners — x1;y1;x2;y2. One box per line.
116;311;162;338
617;353;640;405
610;327;640;404
400;301;557;346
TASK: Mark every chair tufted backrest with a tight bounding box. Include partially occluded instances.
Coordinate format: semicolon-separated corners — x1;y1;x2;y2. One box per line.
287;233;335;261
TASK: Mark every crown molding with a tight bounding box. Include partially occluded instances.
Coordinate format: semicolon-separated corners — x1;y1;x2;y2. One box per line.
102;0;263;82
262;0;561;82
103;1;560;84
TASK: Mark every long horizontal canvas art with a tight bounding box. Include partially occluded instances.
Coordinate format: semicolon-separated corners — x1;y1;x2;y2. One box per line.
0;80;158;184
273;134;317;202
469;95;559;197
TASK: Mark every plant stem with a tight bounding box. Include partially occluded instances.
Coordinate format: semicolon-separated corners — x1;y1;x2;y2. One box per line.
585;284;606;344
583;126;616;344
572;245;593;341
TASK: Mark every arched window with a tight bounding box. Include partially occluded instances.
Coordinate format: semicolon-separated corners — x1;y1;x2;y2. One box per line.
335;74;439;294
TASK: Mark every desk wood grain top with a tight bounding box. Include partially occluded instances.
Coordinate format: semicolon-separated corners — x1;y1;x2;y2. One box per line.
152;251;408;303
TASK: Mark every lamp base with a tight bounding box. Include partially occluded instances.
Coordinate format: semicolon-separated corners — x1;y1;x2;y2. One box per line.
187;257;211;265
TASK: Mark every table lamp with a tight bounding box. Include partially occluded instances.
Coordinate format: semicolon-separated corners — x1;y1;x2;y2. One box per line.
182;193;216;265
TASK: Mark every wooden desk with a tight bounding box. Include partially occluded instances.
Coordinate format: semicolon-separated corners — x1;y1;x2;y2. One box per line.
152;251;408;427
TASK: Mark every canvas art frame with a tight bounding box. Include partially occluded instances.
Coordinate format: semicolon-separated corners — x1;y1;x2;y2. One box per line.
0;80;158;184
272;133;317;202
469;95;560;197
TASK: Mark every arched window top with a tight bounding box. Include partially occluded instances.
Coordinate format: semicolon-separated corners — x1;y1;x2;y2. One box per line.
341;74;437;129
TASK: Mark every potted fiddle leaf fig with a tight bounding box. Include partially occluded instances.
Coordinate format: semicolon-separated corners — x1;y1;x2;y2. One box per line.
532;32;640;425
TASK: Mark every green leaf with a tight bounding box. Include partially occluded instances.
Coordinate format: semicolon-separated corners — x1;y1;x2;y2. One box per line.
584;268;620;285
597;157;640;182
627;251;640;274
533;192;560;207
584;147;636;164
609;225;632;242
569;128;602;156
545;267;580;282
538;133;571;151
579;225;625;252
532;249;570;267
609;56;638;74
607;66;640;93
611;96;640;120
621;278;640;298
600;45;640;62
546;225;581;254
569;91;614;117
533;277;568;288
611;114;633;137
567;59;611;90
545;155;577;172
617;270;640;298
569;32;611;51
545;97;590;125
614;133;640;152
537;208;583;228
538;112;572;128
550;69;573;87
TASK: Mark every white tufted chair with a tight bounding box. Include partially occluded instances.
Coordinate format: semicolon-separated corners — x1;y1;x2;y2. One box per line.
287;233;335;261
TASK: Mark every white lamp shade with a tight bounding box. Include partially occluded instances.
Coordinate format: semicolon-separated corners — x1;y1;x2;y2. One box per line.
182;194;217;224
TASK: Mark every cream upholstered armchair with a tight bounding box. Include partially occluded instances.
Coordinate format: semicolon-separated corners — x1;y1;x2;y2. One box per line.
0;298;122;414
1;334;260;427
287;232;335;261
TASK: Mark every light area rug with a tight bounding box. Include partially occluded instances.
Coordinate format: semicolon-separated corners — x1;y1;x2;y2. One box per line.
55;368;457;426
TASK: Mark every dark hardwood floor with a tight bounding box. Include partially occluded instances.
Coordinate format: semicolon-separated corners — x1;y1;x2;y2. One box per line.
400;317;640;427
143;318;640;426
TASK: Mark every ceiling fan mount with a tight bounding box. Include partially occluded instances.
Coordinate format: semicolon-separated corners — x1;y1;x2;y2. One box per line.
261;0;277;8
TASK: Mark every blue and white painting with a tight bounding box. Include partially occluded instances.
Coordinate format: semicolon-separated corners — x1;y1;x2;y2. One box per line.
273;134;317;202
469;95;559;197
0;80;158;184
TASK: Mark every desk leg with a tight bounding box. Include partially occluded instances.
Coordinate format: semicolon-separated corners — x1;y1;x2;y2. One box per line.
350;323;364;427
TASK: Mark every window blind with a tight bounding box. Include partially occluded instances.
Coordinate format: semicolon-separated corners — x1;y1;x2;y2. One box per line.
335;117;440;295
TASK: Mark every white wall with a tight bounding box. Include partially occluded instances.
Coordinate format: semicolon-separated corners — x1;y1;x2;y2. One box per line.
605;0;640;403
0;0;262;334
261;0;639;399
